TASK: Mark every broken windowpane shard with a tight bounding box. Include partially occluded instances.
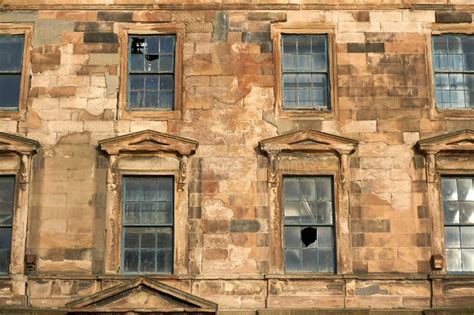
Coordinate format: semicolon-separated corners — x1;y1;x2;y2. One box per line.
131;37;146;54
301;227;317;247
145;55;159;61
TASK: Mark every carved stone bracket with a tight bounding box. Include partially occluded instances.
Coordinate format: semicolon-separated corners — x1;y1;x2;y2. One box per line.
19;153;31;191
178;155;188;192
426;153;438;184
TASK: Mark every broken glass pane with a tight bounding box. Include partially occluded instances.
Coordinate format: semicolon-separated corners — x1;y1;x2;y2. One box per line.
301;227;317;247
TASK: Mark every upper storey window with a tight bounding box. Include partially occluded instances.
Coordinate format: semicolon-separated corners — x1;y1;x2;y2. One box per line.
128;35;176;110
281;34;329;110
0;35;24;111
432;35;474;109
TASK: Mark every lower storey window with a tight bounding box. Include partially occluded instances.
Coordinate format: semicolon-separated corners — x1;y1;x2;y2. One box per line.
0;176;13;274
283;176;335;273
441;176;474;272
122;176;174;274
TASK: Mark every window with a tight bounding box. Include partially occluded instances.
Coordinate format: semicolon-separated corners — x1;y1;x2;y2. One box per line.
122;176;174;274
281;34;329;110
127;35;175;110
118;25;183;120
259;130;357;274
441;176;474;272
0;176;14;274
283;176;335;273
0;36;24;111
432;35;474;109
99;130;198;274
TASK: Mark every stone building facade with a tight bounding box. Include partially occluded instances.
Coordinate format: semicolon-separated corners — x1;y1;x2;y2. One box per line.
0;0;473;313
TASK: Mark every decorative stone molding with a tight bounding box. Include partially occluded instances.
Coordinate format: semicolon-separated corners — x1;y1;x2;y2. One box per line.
417;129;474;272
66;276;217;313
99;130;198;274
259;130;358;274
0;132;39;276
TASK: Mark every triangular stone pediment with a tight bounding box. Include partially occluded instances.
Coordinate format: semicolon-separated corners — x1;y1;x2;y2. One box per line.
66;277;217;313
0;132;40;154
259;130;358;155
417;129;474;154
99;130;199;156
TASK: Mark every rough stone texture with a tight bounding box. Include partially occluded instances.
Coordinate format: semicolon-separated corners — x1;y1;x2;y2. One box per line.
0;2;473;313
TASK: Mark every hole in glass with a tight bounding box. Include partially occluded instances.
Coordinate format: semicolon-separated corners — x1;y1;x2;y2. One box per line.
301;227;317;247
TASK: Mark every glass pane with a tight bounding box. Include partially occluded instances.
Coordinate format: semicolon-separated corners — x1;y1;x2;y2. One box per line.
160;36;175;54
462;249;474;272
284;226;300;248
461;226;474;248
130;54;144;72
315;177;332;201
140;231;156;248
300;226;317;248
446;248;462;272
0;36;24;72
142;178;158;201
284;178;299;201
0;250;9;274
124;178;141;201
284;201;300;224
123;250;139;272
318;227;334;248
144;76;159;91
158;177;173;201
314;202;333;224
0;177;14;225
457;178;474;201
156;202;172;224
157;228;172;248
443;201;460;224
141;250;156;272
124;229;139;248
129;75;145;91
0;228;11;250
156;249;172;273
318;248;335;273
459;202;474;224
285;249;301;272
282;36;297;54
124;202;140;224
160;75;174;91
445;226;460;248
301;249;317;272
0;75;21;109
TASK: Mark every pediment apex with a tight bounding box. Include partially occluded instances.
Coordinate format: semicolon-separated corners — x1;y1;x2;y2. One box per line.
0;132;40;154
99;130;199;156
417;129;474;154
259;130;358;155
66;277;217;312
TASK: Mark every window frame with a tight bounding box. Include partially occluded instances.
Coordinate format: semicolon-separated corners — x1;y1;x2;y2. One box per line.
272;24;338;120
0;175;16;275
0;132;39;277
259;130;357;275
440;175;474;273
417;130;474;273
281;174;338;274
428;24;474;119
99;130;198;275
0;25;32;120
118;24;183;121
119;174;175;275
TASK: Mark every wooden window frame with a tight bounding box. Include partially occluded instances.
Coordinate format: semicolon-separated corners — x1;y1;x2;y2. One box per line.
118;24;184;121
0;24;32;120
272;23;338;120
259;130;357;275
428;24;474;119
99;130;198;275
417;129;474;273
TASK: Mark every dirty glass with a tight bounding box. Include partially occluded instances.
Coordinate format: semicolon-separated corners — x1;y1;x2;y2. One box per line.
0;176;14;274
122;176;173;274
441;177;474;272
0;36;24;110
128;35;175;110
433;35;474;108
282;35;329;110
283;176;335;273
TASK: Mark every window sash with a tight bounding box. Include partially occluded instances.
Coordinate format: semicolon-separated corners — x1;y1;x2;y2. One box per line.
281;34;330;110
282;176;336;273
121;176;174;274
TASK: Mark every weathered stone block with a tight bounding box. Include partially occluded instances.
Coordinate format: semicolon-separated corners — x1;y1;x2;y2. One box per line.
435;11;472;24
